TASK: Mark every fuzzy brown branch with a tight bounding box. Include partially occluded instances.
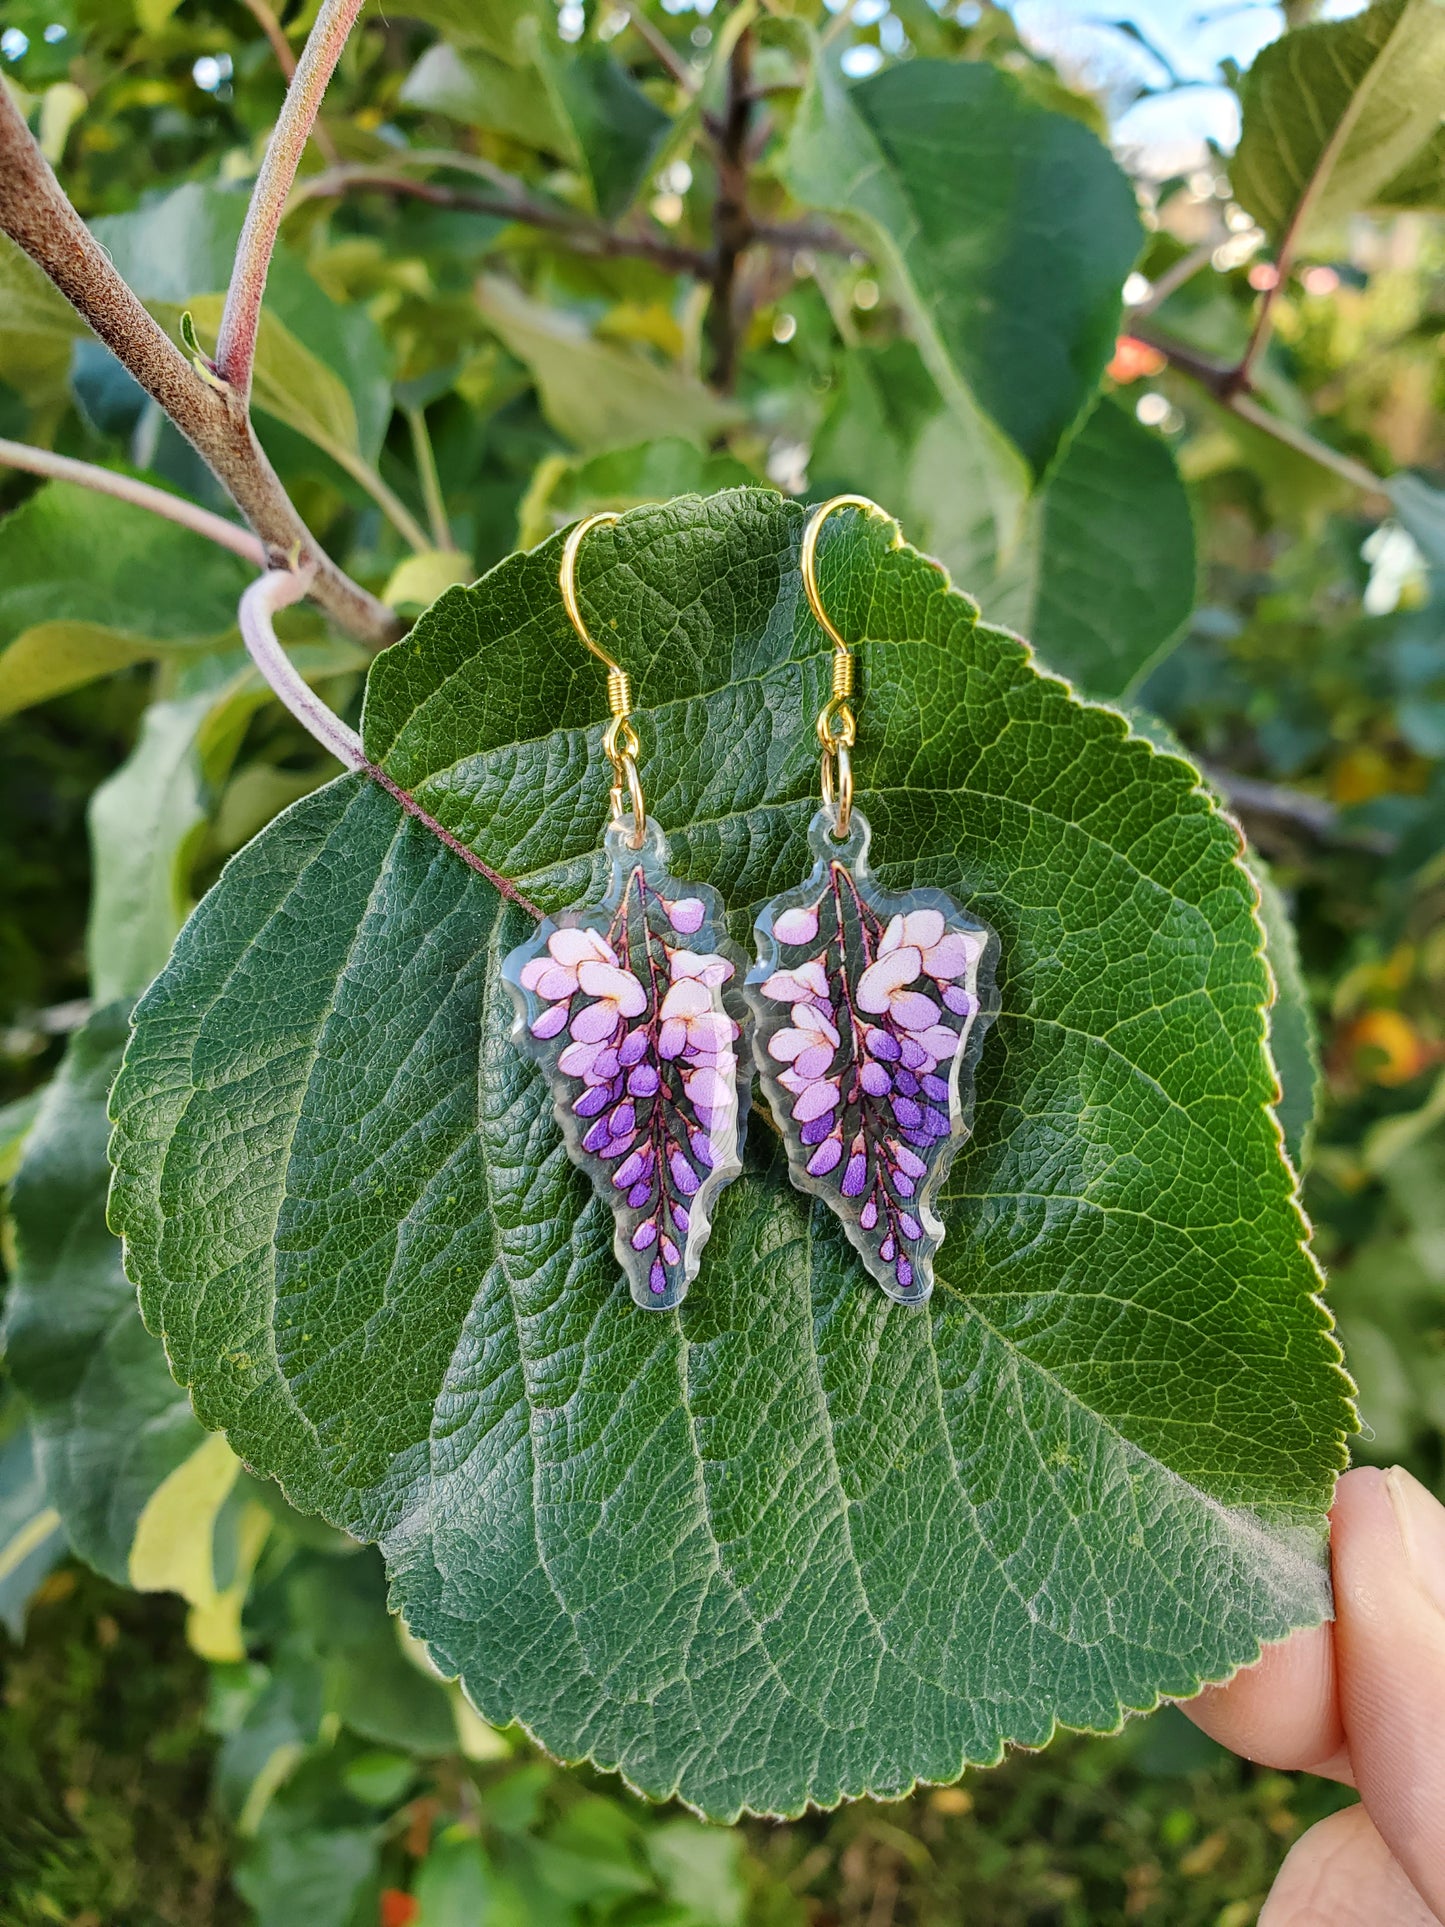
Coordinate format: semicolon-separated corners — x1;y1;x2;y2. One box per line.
0;42;399;648
217;0;366;398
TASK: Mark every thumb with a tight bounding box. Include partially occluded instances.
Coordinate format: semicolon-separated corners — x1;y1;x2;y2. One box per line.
1333;1465;1445;1919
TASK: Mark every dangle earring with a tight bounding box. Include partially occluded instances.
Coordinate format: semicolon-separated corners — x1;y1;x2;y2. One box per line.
744;496;1000;1306
503;514;749;1311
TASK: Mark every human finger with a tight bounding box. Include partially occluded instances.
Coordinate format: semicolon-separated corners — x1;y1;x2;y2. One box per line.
1178;1616;1348;1779
1259;1804;1440;1927
1332;1464;1445;1920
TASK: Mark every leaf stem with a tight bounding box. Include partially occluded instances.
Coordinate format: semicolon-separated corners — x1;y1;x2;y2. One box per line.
216;0;366;400
240;570;542;915
0;84;399;649
0;439;266;565
405;405;453;551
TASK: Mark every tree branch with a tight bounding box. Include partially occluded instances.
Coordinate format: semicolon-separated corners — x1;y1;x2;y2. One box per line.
1201;762;1397;854
1129;317;1388;501
0;85;400;649
240;570;542;915
0;439;265;565
289;163;711;276
707;24;754;393
239;0;341;166
217;0;366;399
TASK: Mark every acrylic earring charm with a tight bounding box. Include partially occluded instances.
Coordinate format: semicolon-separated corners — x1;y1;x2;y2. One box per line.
502;513;749;1311
744;496;1000;1306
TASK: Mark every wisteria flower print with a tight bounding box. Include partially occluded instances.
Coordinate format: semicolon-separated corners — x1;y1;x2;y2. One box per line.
503;820;748;1310
745;810;999;1305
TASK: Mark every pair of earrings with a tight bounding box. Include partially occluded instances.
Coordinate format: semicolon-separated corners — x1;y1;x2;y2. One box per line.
503;496;999;1311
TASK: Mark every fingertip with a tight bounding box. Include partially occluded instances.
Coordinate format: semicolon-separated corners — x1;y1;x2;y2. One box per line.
1179;1617;1346;1776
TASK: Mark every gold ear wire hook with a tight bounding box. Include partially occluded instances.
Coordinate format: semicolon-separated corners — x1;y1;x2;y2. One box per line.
560;511;646;848
800;493;897;839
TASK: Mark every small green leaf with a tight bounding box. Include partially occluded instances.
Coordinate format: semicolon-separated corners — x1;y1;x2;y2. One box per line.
0;232;85;426
0;1400;66;1639
518;437;758;548
111;492;1351;1820
782;58;1142;474
6;1003;205;1585
1233;0;1445;244
0;482;250;712
400;40;571;153
477;276;735;451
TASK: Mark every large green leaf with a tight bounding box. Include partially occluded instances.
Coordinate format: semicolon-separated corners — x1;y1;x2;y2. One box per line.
6;1004;204;1585
1232;0;1445;245
110;491;1350;1819
0;1398;66;1639
781;59;1141;476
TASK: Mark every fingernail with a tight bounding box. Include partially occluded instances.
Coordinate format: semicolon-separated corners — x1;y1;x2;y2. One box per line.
1385;1466;1445;1618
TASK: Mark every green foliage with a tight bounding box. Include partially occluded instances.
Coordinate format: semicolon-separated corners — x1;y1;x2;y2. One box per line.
783;58;1141;475
6;1003;204;1584
0;483;249;715
110;495;1348;1818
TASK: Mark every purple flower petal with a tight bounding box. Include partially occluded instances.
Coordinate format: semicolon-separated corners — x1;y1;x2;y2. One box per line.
529;1002;569;1040
894;1068;919;1098
669;1149;701;1196
632;1219;658;1250
865;1026;901;1063
799;1115;833;1145
628;1179;653;1209
661;1235;681;1265
896;1258;913;1291
859;1196;878;1230
898;1212;922;1241
922;1074;949;1102
582;1115;613;1153
650;1258;667;1295
943;985;975;1017
921;1107;951;1138
618;1027;649;1066
860;1060;892;1097
573;1083;613;1118
689;1130;716;1169
807;1136;842;1177
891;1094;923;1130
880;1234;895;1262
628;1063;660;1098
842;1152;867;1197
894;1143;926;1180
672;1202;690;1233
612;1100;636;1137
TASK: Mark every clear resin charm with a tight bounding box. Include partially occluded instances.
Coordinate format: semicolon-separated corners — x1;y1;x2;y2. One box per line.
745;810;999;1305
503;818;748;1311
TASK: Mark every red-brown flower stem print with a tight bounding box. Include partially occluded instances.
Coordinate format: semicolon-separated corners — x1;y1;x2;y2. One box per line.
746;810;999;1305
503;821;747;1310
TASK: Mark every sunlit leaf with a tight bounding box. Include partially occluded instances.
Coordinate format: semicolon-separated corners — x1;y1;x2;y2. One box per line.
111;492;1350;1820
1233;0;1445;244
782;58;1141;475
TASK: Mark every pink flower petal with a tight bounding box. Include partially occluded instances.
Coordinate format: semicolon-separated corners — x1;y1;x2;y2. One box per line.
659;977;711;1020
557;1038;603;1077
900;908;945;950
773;903;820;944
794;1042;835;1081
922;932;974;981
577;959;648;1016
761;960;830;1004
669;897;705;934
856;947;922;1013
529;1003;568;1040
658;1017;687;1060
684;1064;734;1112
550;926;614;967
